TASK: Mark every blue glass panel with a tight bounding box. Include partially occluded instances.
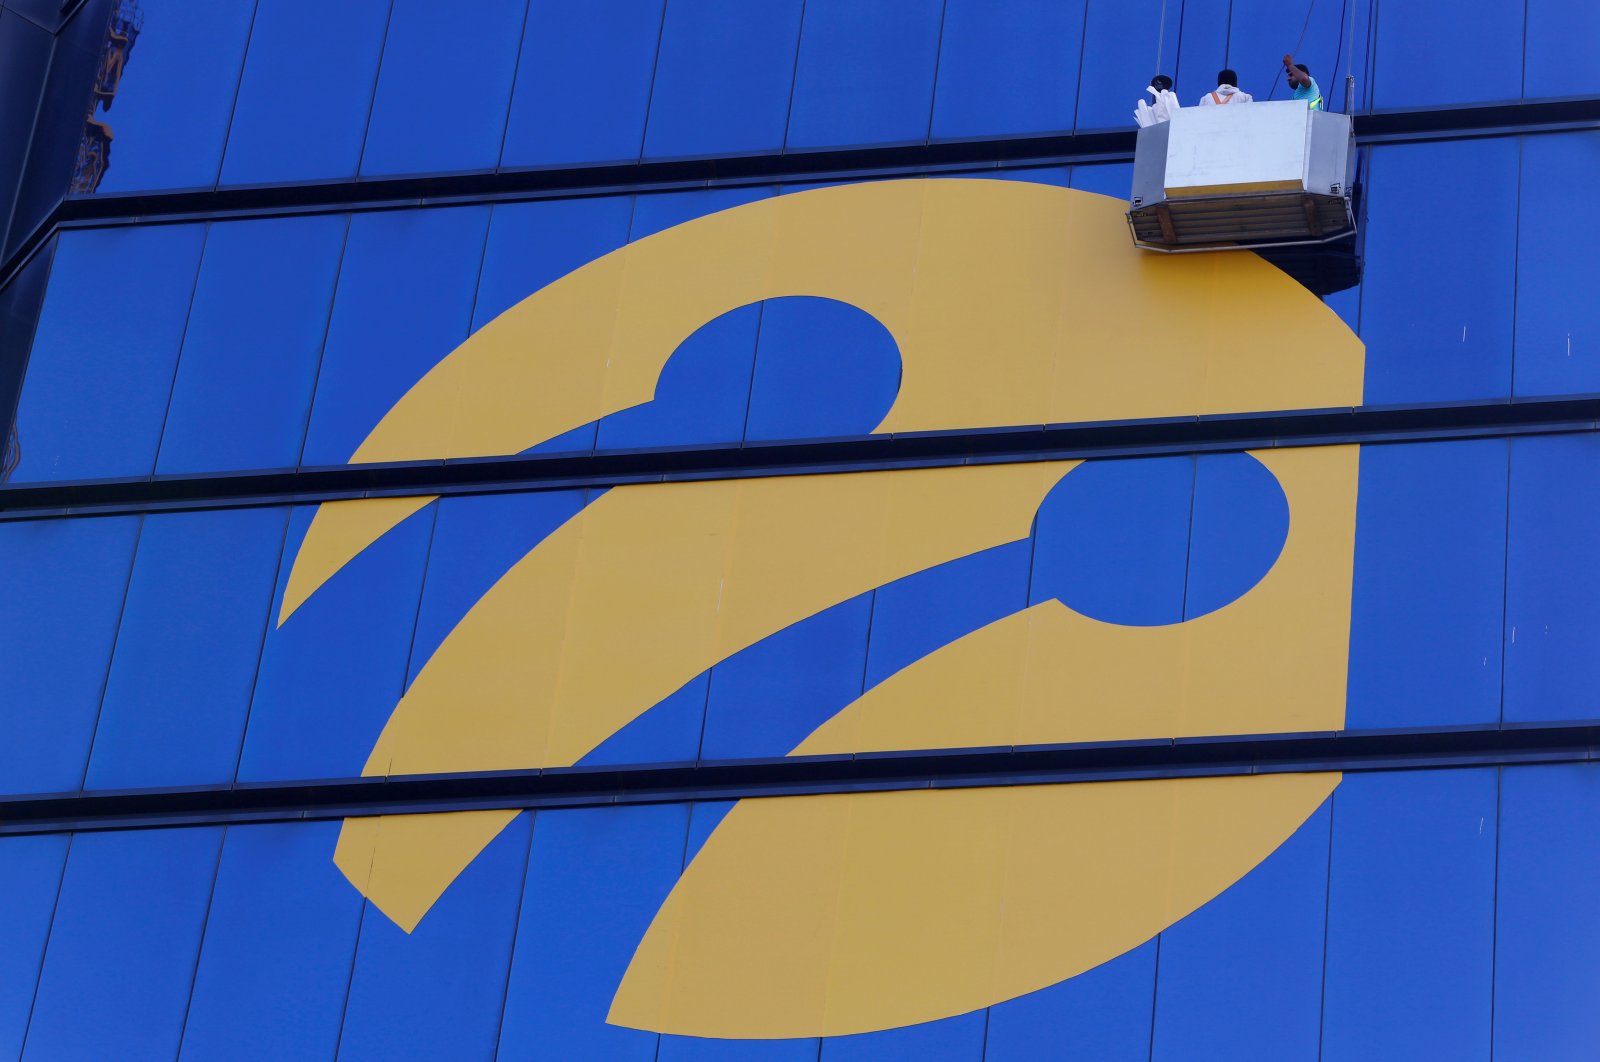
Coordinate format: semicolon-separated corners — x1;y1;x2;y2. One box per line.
630;184;772;240
0;515;140;794
1076;0;1175;131
91;0;256;193
1360;139;1519;404
156;214;346;474
1503;433;1600;723
1224;0;1363;108
502;0;664;168
983;940;1157;1059
337;814;531;1062
473;196;634;455
11;224;206;482
1525;0;1600;99
929;0;1085;140
0;835;67;1062
642;0;803;159
24;827;222;1062
497;803;688;1060
744;296;902;442
1347;441;1508;729
359;0;527;177
1183;453;1288;621
1513;133;1600;397
1150;800;1330;1061
823;1012;986;1061
86;507;286;790
406;489;589;683
1029;457;1193;625
300;207;490;466
238;503;434;782
1069;161;1134;198
1372;0;1523;109
219;0;388;184
658;807;818;1062
179;822;364;1062
785;0;944;150
595;305;758;450
864;540;1032;688
1494;763;1600;1061
699;595;872;760
1321;769;1497;1062
1170;0;1232;107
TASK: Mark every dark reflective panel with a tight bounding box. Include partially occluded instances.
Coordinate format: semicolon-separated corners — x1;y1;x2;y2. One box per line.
0;835;67;1062
155;213;347;475
0;238;55;453
930;0;1083;141
1360;138;1518;403
1321;769;1497;1062
1371;0;1523;109
219;0;389;185
1513;133;1600;397
24;827;222;1061
299;206;490;467
359;0;527;177
641;0;801;160
0;9;51;251
11;223;206;483
786;0;944;151
84;507;288;791
89;0;257;194
1347;441;1508;729
179;822;363;1062
1525;0;1600;99
1075;0;1173;131
501;0;664;168
1494;764;1600;1062
0;515;141;795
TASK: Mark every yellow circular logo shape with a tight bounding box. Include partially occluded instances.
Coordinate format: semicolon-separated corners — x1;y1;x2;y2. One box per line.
280;179;1365;1039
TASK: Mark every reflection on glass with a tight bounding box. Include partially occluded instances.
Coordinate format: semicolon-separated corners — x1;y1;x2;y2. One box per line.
71;0;145;194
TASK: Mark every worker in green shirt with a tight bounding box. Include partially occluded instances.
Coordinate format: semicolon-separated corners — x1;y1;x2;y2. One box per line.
1282;54;1324;110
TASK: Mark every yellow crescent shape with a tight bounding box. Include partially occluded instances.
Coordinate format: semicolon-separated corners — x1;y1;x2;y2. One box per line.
280;179;1361;624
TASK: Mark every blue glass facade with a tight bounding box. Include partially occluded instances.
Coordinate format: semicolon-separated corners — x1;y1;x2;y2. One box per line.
1;0;1598;1056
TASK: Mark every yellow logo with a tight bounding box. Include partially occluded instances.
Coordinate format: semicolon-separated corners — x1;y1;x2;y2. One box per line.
279;179;1364;1038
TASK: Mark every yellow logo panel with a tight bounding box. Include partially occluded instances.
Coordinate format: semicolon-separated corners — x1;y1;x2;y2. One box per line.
281;178;1364;1038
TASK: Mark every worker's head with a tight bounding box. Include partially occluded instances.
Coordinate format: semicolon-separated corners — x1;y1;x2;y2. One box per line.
1217;69;1239;88
1291;63;1312;87
1151;74;1173;92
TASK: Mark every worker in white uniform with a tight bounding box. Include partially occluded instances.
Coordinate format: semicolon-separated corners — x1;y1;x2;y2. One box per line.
1134;74;1181;127
1199;69;1253;106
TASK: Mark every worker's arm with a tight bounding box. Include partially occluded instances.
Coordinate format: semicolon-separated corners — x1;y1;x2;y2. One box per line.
1282;54;1304;87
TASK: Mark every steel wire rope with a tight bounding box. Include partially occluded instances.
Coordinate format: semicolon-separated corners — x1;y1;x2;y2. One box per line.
1270;0;1320;100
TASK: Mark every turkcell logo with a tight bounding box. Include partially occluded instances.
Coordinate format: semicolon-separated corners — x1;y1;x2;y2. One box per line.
278;179;1365;1038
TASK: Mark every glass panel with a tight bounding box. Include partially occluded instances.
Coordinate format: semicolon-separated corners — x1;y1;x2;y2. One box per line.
154;213;347;475
641;0;803;160
1360;138;1519;404
218;0;389;185
178;822;364;1062
358;0;527;178
1372;0;1524;109
24;827;223;1061
84;507;288;790
1524;0;1600;99
500;0;665;168
1347;440;1509;729
983;942;1158;1059
0;835;68;1062
928;0;1085;141
11;223;206;483
90;0;257;193
785;0;944;150
1321;769;1497;1062
0;515;141;795
1224;0;1367;110
1075;0;1174;131
1513;132;1600;398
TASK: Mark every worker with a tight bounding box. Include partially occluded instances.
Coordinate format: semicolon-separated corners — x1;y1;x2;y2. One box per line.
1282;55;1324;109
1134;74;1181;127
1199;69;1253;106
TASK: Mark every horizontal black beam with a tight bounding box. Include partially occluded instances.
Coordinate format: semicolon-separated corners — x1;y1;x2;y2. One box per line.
4;393;1599;520
3;719;1597;837
3;96;1597;294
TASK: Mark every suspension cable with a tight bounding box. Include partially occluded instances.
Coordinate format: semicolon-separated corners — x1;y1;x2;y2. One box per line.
1269;0;1320;99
